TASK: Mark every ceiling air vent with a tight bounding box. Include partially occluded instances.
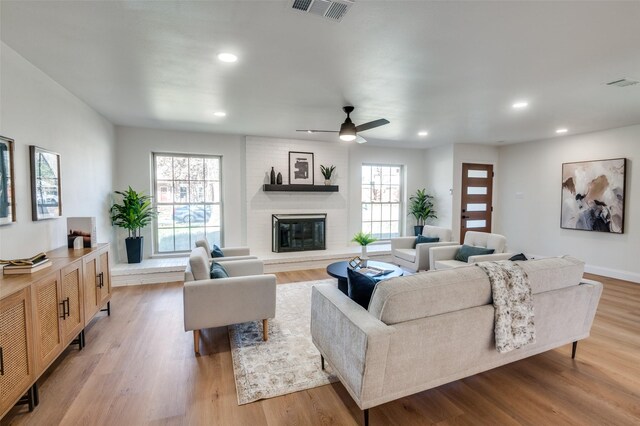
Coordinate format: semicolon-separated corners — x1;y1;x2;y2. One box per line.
606;78;640;87
289;0;354;22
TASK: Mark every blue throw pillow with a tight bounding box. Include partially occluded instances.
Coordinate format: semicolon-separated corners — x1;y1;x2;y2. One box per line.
414;235;439;248
210;262;229;279
211;244;225;258
347;267;378;309
455;245;495;262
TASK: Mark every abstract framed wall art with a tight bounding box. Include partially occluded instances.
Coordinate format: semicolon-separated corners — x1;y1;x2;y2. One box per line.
561;158;626;233
30;145;62;221
0;135;16;225
289;151;314;185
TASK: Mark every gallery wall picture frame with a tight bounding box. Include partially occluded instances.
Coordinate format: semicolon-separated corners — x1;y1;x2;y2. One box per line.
0;135;16;225
30;145;62;221
288;151;314;185
560;157;626;234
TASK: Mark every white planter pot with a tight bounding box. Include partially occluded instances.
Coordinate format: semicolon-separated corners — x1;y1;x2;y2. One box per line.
361;245;368;259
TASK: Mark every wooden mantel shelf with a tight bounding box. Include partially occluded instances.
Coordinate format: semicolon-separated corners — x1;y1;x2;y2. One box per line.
263;184;339;192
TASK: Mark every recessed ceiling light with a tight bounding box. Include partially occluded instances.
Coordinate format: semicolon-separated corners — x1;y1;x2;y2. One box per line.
556;128;568;134
512;101;529;109
217;53;238;63
418;131;429;137
213;111;227;117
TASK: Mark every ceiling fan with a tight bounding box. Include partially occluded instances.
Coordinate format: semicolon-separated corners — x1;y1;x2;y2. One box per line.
297;106;390;144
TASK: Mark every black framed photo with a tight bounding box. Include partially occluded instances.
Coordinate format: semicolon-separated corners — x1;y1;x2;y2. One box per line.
0;135;16;225
30;145;62;221
289;151;314;185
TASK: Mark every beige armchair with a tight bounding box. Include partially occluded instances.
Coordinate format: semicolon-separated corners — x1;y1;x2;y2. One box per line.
183;247;276;355
390;226;458;272
429;231;513;270
195;239;256;262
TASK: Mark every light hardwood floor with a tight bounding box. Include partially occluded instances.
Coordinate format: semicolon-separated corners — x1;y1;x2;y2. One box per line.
2;271;639;425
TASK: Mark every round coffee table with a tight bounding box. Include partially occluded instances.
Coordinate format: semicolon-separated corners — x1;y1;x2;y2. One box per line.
326;260;404;295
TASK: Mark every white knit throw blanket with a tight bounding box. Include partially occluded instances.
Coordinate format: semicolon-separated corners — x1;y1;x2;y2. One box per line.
477;260;536;353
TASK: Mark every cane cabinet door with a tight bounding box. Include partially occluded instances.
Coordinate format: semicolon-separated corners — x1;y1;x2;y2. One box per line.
97;248;111;306
32;270;64;373
60;260;84;344
83;253;100;323
0;287;35;418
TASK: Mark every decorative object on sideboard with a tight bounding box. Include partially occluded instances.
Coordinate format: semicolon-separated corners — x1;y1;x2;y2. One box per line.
276;172;283;185
0;135;16;225
561;158;626;234
289;151;314;185
110;187;157;263
320;165;336;185
67;217;97;248
0;252;51;275
409;188;437;236
351;231;377;259
270;167;276;185
30;145;62;221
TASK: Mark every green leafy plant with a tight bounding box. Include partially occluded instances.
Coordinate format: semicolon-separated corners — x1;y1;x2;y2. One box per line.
320;165;336;180
110;187;157;238
351;231;377;246
408;188;437;226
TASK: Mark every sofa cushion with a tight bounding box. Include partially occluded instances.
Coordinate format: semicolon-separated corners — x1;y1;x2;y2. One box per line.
347;268;378;309
210;262;229;279
422;225;452;242
463;231;507;253
414;235;439;248
394;248;416;263
189;247;211;281
455;245;494;262
211;244;225;258
434;259;468;270
368;256;585;325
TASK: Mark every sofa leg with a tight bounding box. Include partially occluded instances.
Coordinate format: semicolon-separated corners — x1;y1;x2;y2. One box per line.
321;354;325;370
194;329;200;355
363;409;369;426
572;341;577;359
262;319;268;341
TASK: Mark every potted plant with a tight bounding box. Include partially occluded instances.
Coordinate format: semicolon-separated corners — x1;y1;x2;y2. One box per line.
352;231;377;259
320;165;336;185
408;188;437;236
110;187;156;263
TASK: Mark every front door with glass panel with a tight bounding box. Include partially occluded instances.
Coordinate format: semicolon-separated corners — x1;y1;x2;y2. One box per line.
460;163;493;242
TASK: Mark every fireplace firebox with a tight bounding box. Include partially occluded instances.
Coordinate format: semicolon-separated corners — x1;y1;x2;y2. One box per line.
272;214;326;253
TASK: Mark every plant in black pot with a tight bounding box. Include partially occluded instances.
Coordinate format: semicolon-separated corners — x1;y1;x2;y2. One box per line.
408;188;437;236
110;187;156;263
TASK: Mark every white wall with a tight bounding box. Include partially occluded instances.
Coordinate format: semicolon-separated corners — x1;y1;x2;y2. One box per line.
114;126;246;261
424;144;454;230
0;43;115;259
245;136;349;254
348;144;426;238
497;124;639;282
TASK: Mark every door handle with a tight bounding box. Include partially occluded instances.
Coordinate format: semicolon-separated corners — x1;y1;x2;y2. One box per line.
59;300;67;319
96;272;103;288
64;297;70;317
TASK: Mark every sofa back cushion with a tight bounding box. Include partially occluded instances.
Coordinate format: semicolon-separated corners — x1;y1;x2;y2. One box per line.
463;231;507;253
368;256;584;325
195;239;212;258
422;225;452;242
189;247;211;281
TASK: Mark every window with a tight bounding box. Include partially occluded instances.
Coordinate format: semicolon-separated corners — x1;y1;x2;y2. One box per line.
361;164;403;239
153;153;222;253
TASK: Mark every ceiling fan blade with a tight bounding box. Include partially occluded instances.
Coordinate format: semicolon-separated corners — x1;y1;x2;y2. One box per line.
355;135;368;144
355;119;390;133
296;130;339;133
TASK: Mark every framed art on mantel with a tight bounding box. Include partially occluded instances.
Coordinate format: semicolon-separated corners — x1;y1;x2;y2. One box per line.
561;158;626;233
30;145;62;221
0;135;16;225
289;151;314;185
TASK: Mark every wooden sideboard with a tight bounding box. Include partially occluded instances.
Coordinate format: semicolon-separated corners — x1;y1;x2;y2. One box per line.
0;244;112;419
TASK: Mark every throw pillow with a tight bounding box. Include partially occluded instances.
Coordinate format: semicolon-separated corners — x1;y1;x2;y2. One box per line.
210;262;229;279
347;267;378;309
455;245;495;262
414;235;440;248
211;244;225;258
509;253;528;261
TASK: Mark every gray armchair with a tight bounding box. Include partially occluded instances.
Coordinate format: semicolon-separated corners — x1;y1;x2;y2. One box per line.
429;231;513;270
183;247;276;355
390;225;458;272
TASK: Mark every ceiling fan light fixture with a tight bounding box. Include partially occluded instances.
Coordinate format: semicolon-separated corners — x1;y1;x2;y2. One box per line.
339;120;356;141
340;134;356;142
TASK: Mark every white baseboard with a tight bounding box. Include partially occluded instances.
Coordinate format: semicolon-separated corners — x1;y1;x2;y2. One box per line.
584;264;640;284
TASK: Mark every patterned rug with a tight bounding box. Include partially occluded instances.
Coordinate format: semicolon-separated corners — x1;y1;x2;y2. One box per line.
228;279;339;405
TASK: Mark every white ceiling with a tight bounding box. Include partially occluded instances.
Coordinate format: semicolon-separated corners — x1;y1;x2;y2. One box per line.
2;1;640;148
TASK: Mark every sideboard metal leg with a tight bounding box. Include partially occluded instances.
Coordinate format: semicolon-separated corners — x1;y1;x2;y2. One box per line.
572;341;578;359
363;409;369;426
99;300;111;316
33;382;39;406
321;355;325;370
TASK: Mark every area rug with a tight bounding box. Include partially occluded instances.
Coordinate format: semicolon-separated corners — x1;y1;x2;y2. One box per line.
228;279;339;405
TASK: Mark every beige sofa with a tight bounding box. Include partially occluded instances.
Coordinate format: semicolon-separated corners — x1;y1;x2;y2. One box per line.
390;225;458;272
311;256;602;425
183;247;276;355
429;231;513;270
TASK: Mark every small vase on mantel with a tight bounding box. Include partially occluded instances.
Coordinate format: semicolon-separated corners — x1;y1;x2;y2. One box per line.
276;172;283;185
270;167;276;185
